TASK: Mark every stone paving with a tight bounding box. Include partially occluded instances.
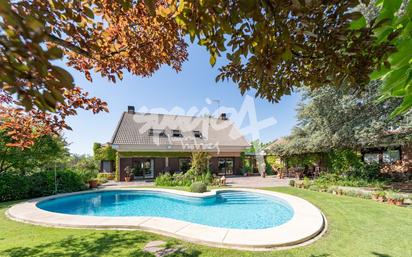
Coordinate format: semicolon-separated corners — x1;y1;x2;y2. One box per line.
101;175;290;189
225;175;291;188
143;240;185;257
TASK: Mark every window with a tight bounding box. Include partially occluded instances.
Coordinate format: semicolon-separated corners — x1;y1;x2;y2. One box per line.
101;161;113;173
172;129;182;137
149;128;167;137
132;158;154;178
193;130;202;138
179;158;191;172
383;150;400;164
159;130;167;137
364;153;380;164
218;158;234;175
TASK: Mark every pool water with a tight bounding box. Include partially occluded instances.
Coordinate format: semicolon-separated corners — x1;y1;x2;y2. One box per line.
37;190;294;229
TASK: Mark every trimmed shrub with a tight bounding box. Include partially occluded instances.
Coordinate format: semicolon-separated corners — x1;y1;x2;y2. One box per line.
0;173;30;201
190;182;207;193
0;170;86;202
289;180;295;187
29;170;86;197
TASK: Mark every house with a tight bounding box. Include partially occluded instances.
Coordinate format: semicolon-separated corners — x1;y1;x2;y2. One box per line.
108;106;250;181
265;136;412;179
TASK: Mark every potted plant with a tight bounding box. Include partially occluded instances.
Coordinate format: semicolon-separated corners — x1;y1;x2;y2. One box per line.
124;166;132;182
88;178;99;188
372;191;386;202
386;191;404;206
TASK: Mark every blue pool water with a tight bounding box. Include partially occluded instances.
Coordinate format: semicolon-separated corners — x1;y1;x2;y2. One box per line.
37;190;294;229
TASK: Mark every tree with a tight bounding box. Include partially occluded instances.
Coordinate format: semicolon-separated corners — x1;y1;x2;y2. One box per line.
0;0;187;112
0;132;69;174
163;0;391;102
2;0;411;148
0;0;187;148
0;88;108;148
355;0;412;116
189;151;210;176
267;82;412;157
93;143;116;161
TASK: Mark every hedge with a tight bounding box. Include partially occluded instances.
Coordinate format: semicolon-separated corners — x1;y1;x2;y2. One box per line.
0;170;87;202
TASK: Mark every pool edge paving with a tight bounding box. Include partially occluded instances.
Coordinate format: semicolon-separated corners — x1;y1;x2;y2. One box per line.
6;188;326;251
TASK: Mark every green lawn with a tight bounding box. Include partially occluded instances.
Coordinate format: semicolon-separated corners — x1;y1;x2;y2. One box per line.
0;187;411;257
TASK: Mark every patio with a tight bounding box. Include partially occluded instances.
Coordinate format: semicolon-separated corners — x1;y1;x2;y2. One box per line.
101;175;291;188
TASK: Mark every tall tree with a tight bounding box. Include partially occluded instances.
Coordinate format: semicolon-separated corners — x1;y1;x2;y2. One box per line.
0;0;187;147
267;82;412;156
2;0;411;148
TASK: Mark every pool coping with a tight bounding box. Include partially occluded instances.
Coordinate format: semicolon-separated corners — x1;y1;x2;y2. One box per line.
6;188;326;250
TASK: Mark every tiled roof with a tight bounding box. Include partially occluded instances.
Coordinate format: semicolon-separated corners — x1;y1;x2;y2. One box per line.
111;112;250;148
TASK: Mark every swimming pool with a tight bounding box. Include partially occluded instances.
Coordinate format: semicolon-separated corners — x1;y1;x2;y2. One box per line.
7;188;325;249
37;190;294;229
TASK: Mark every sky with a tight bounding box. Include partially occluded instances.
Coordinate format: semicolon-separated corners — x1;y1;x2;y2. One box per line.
61;43;301;155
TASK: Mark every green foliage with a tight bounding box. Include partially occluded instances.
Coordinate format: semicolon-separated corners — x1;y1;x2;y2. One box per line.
314;173;387;188
155;170;214;188
70;155;99;183
240;166;251;175
285;154;320;168
97;172;115;180
265;155;283;175
0;132;69;174
29;170;86;197
360;163;381;181
267;82;412;157
265;155;284;170
327;150;364;175
386;190;406;201
115;152;120;181
171;1;389;104
358;0;412;116
289;180;295;187
190;182;207;193
0;170;86;202
93;143;116;161
75;169;98;184
0;173;30;201
155;172;192;187
189;152;210;177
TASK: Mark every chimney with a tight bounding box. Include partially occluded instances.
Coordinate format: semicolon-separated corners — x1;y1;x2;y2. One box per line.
127;106;135;114
219;113;228;120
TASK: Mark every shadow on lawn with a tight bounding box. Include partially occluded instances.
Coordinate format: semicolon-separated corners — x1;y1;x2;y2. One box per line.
371;252;392;257
0;232;201;257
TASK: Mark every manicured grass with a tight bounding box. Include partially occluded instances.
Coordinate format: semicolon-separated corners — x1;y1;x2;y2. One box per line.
0;187;411;257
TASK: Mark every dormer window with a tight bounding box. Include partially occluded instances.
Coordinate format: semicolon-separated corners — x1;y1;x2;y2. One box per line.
159;130;167;137
193;130;202;138
172;129;182;137
148;128;153;136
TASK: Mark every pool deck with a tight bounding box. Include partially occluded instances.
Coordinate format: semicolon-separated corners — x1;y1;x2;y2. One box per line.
6;188;325;251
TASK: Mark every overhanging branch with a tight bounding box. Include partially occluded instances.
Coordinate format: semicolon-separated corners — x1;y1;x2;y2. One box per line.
44;33;93;59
